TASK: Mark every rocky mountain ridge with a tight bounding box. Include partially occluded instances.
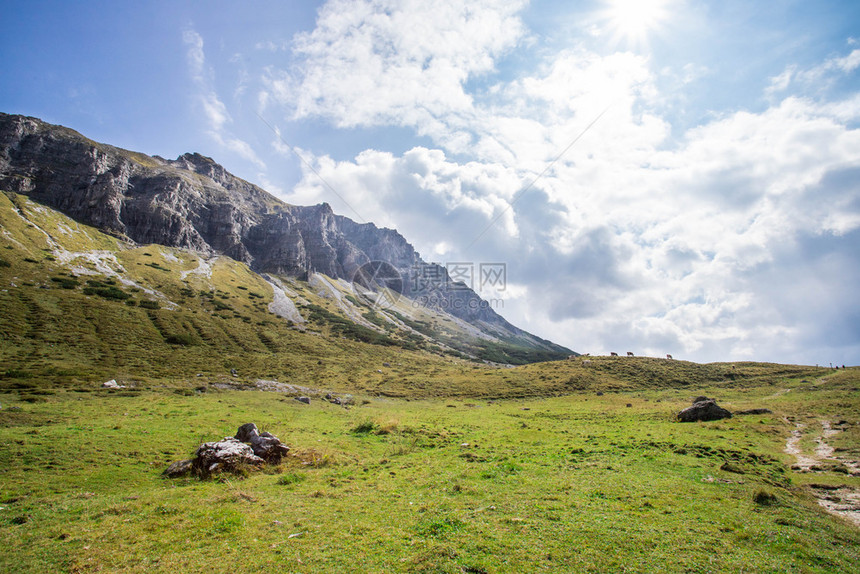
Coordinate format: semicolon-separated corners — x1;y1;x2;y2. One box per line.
0;112;570;354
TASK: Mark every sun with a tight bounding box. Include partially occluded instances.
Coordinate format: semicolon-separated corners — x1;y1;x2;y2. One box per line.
602;0;673;48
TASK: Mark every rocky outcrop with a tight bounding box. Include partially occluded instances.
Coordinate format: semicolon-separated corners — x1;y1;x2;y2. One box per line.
678;397;732;422
164;423;290;478
0;112;571;353
234;423;290;463
193;438;265;477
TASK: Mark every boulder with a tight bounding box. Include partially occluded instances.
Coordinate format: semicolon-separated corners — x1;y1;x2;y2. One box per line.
102;379;124;389
295;396;311;405
235;422;260;443
193;437;265;477
678;398;732;422
234;423;290;463
163;423;290;479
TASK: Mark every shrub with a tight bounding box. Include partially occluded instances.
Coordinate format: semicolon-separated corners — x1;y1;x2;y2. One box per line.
165;334;196;346
138;300;159;309
351;420;377;434
83;280;130;301
276;473;306;486
753;490;778;506
50;276;79;289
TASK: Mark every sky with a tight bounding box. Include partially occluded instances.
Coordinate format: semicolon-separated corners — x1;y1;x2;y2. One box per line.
2;0;859;366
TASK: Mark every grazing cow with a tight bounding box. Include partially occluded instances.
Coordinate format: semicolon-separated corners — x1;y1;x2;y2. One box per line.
610;352;618;357
627;352;634;357
667;354;673;360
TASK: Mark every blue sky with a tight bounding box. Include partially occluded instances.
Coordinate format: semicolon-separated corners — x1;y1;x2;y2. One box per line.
2;0;859;365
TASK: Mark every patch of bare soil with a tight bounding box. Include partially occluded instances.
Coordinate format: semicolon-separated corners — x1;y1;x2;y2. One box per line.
784;418;860;527
785;420;860;527
810;485;860;528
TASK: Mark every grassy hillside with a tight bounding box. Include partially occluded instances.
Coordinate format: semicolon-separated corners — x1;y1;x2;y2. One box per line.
0;191;574;396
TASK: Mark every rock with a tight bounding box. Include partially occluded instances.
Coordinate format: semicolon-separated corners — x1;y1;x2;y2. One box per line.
678;398;732;422
163;459;194;478
234;423;290;463
255;432;290;462
295;396;310;405
596;391;604;396
235;422;259;443
192;437;265;477
692;395;709;404
323;393;353;406
166;423;289;479
735;408;773;415
382;362;391;368
102;379;124;389
231;369;238;377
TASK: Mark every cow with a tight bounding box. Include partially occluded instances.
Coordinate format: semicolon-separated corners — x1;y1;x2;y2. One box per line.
667;354;673;360
610;352;618;357
627;352;634;357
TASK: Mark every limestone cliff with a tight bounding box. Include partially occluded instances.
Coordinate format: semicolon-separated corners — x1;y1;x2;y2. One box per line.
0;112;568;353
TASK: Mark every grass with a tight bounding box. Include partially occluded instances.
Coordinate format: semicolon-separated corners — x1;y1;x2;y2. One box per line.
1;190;859;572
0;375;858;573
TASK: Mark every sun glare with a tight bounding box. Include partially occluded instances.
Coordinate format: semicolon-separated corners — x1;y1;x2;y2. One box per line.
603;0;672;48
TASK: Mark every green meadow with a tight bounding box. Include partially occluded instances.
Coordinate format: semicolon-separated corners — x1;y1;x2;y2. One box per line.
1;368;858;573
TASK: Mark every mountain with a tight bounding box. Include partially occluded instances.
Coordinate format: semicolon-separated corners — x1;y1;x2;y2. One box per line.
0;112;573;370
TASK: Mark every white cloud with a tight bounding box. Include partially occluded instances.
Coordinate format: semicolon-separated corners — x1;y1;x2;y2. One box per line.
287;146;522;244
238;2;860;363
267;0;527;137
766;48;860;97
183;29;266;169
277;31;860;363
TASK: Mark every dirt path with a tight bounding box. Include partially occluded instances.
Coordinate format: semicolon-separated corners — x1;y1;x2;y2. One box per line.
784;423;819;470
784;418;860;527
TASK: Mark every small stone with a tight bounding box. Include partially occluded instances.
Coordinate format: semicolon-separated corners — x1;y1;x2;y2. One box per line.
295;396;310;405
163;459;194;478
